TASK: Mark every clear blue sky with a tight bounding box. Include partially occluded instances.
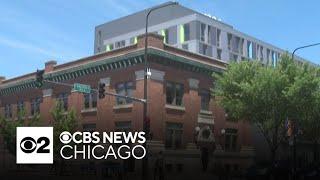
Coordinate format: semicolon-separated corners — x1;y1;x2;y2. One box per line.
1;0;319;79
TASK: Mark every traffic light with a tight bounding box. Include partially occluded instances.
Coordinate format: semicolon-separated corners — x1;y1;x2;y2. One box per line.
35;69;45;88
98;83;105;99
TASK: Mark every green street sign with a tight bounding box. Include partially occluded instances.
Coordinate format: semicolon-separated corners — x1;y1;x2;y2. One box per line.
73;83;91;94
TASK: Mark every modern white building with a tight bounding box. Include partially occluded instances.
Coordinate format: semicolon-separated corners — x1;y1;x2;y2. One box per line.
94;1;310;66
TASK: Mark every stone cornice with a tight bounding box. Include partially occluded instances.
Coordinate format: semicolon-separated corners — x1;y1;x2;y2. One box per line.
0;48;225;96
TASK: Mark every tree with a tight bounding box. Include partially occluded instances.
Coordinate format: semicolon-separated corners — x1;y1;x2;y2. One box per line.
0;109;40;156
50;101;78;158
50;101;78;175
285;63;320;162
213;55;311;164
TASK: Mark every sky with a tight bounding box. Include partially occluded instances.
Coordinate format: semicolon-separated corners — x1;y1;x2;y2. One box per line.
0;0;319;79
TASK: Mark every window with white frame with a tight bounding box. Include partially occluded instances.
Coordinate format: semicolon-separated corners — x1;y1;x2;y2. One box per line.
31;97;41;115
84;92;97;109
57;93;68;111
166;82;184;106
199;89;211;111
4;104;12;118
116;81;134;105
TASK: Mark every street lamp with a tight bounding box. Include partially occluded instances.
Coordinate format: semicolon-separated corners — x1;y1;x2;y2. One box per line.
290;42;320;180
142;1;178;179
291;43;320;60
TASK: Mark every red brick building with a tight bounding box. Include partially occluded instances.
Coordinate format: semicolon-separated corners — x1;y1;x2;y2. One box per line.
0;34;254;174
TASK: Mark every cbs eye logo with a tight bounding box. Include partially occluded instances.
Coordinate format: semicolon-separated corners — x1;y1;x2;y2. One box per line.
16;127;53;164
59;131;72;144
20;136;50;154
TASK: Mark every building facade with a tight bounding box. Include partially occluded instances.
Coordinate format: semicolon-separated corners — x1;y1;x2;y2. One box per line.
0;35;254;175
94;2;310;66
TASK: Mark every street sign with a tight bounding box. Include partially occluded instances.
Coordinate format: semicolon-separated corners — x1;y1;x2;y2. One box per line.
73;83;91;94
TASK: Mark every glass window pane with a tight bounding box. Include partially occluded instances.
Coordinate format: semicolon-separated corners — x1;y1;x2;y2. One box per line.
166;82;174;104
92;93;97;108
184;23;190;41
165;129;173;148
84;94;90;109
175;83;184;106
174;130;182;149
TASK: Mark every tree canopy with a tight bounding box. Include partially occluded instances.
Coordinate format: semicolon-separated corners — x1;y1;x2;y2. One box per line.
214;55;320;162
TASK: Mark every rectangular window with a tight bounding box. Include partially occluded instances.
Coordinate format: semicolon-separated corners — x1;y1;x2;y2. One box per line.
225;128;238;151
266;49;271;64
200;23;206;42
106;44;114;52
234;36;240;53
216;29;221;47
130;37;138;45
165;122;183;149
116;81;134;105
180;24;190;43
166;82;184;106
115;121;131;132
199;89;210;111
207;26;211;44
57;93;68;111
83;123;96;132
17;100;24;113
161;29;169;44
31;97;41;115
272;51;277;67
4;104;12;118
260;46;264;61
83;92;97;109
227;33;232;50
115;40;125;49
184;23;190;41
98;30;102;45
217;49;222;60
247;41;253;59
230;53;238;62
240;38;244;55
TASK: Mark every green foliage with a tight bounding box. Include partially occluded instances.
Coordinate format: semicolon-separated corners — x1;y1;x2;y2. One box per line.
0;110;40;156
214;54;320;160
51;101;78;157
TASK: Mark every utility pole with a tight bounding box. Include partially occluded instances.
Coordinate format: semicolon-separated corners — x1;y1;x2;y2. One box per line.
142;2;178;179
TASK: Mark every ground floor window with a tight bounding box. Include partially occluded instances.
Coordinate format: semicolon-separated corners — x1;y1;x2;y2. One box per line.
4;104;12;118
57;93;69;111
31;97;41;115
115;121;131;133
82;123;96;132
165;122;183;149
225;128;238;151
